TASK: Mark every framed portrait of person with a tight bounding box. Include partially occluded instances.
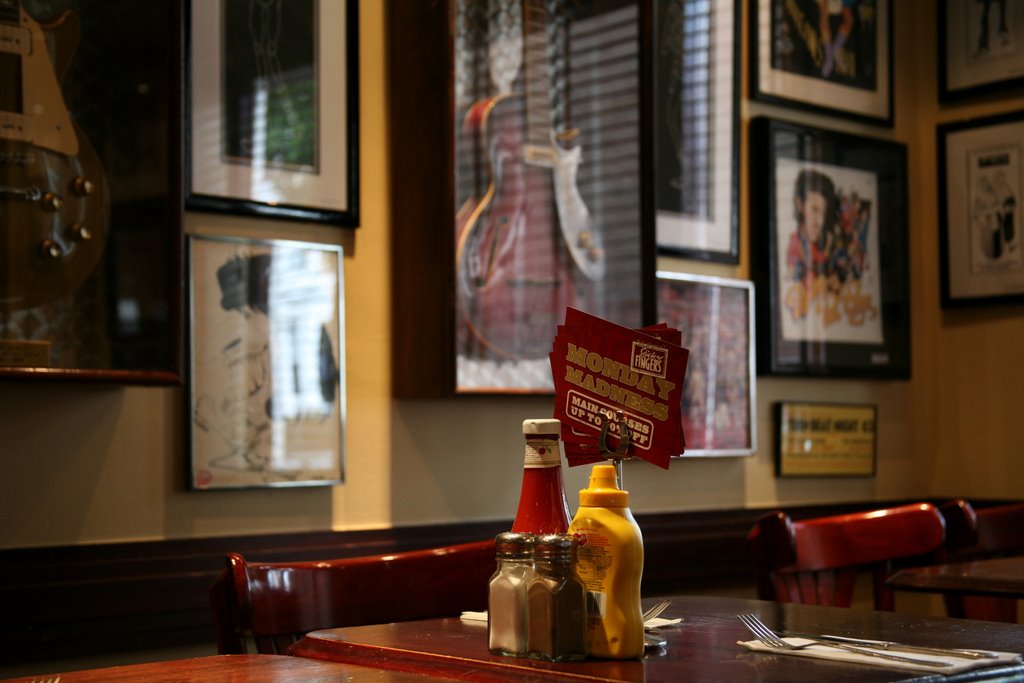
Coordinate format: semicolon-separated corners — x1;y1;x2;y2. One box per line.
940;0;1024;100
750;118;910;378
750;0;893;126
938;110;1024;307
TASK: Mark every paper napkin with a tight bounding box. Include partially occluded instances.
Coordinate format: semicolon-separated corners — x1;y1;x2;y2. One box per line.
739;637;1022;674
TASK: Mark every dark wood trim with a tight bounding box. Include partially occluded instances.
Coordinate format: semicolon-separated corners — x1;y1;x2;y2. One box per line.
1;499;1015;664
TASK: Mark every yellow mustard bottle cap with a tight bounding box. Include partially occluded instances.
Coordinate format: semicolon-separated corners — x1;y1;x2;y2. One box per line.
579;464;629;507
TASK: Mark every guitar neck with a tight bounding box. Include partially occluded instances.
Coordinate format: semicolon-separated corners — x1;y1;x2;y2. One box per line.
0;0;25;113
522;0;555;148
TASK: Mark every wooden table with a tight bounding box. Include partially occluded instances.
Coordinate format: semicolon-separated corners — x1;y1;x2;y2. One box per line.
0;654;445;682
289;595;1024;683
887;556;1024;599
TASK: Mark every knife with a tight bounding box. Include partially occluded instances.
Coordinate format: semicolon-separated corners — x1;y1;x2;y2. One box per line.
780;632;1000;660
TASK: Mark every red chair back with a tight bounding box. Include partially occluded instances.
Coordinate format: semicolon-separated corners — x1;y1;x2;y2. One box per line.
748;503;946;611
210;539;496;654
941;499;1024;622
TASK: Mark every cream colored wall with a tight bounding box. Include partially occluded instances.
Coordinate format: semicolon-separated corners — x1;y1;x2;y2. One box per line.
1;1;1021;551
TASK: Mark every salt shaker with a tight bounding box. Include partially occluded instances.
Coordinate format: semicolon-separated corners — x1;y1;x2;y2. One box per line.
488;531;535;656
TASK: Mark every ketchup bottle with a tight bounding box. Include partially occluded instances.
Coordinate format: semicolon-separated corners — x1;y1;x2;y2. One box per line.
512;418;572;534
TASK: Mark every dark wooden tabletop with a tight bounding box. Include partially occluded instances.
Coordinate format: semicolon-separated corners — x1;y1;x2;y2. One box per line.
0;654;443;682
289;595;1024;683
887;556;1024;599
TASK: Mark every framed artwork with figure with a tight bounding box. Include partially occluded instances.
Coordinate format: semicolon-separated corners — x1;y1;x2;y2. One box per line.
187;0;359;226
750;0;893;125
654;0;740;263
939;110;1024;307
750;118;909;379
940;0;1024;100
187;234;345;490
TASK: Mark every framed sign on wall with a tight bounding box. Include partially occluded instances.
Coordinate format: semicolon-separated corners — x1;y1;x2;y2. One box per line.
775;402;877;477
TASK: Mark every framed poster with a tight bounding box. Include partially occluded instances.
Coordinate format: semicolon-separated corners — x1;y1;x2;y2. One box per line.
938;110;1024;307
0;0;183;384
654;0;739;262
188;234;345;490
940;0;1024;100
449;0;648;394
656;272;755;457
775;402;877;477
750;0;893;126
750;118;910;378
187;0;359;226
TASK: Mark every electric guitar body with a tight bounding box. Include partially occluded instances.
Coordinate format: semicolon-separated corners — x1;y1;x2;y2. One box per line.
0;1;109;311
455;92;575;361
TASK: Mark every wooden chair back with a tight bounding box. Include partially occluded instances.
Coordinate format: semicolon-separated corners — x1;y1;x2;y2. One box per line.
748;503;946;611
940;499;1024;622
210;539;496;654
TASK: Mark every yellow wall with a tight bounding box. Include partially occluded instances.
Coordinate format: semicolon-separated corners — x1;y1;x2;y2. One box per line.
1;1;1022;551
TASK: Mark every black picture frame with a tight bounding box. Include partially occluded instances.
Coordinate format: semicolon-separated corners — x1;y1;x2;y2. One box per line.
185;0;359;227
939;0;1024;101
654;0;740;263
749;0;893;126
0;0;183;384
187;234;346;490
750;117;910;379
938;109;1024;307
774;401;877;477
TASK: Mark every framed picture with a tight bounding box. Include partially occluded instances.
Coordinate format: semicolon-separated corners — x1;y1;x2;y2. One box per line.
749;0;893;126
775;402;877;477
446;0;649;394
187;234;345;490
0;0;183;384
654;0;739;262
940;0;1024;100
656;272;755;457
750;117;910;378
186;0;359;226
938;110;1024;307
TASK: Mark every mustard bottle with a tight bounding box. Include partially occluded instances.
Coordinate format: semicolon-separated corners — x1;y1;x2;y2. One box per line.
568;464;644;659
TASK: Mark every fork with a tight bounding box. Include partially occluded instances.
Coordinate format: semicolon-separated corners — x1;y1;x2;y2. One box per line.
737;614;952;668
642;599;671;624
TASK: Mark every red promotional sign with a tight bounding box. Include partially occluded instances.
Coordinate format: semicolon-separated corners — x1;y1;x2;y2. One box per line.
549;308;688;469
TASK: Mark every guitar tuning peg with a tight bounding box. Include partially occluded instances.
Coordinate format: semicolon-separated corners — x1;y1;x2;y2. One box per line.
39;239;64;260
72;176;95;196
41;192;64;211
68;222;93;242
